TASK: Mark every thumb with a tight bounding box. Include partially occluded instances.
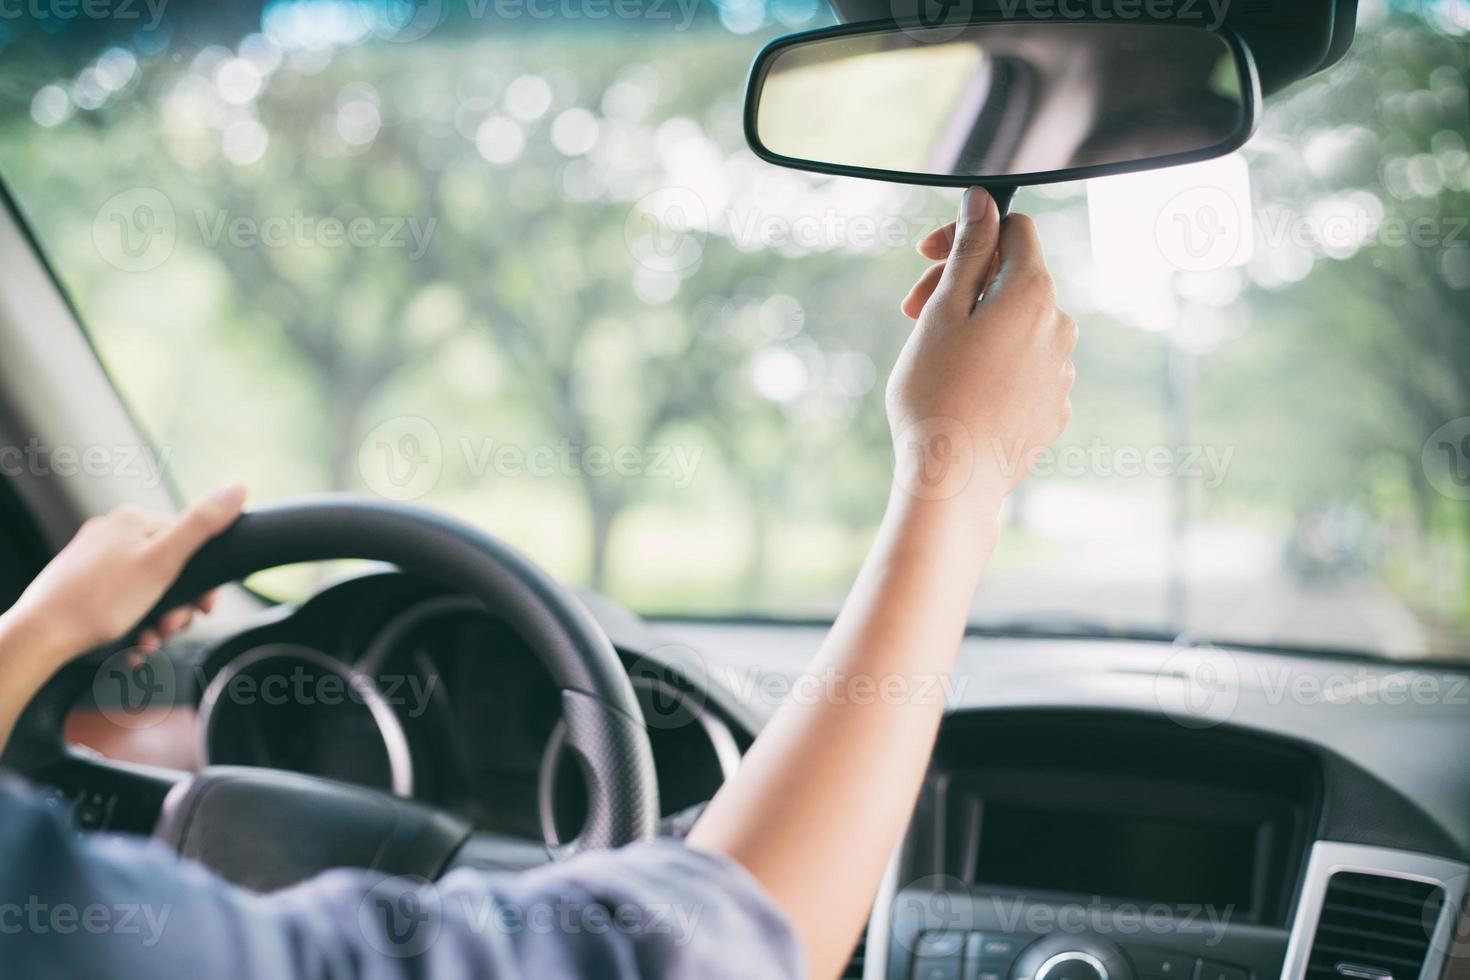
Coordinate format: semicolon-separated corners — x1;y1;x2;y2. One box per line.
149;482;248;568
930;187;1001;313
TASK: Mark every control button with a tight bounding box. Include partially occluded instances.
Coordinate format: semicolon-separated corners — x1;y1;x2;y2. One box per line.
972;933;1028;962
919;933;968;958
965;931;1032;980
916;960;963;980
962;934;986;980
917;957;964;980
915;932;965;980
1035;951;1110;980
1196;962;1248;980
72;790;117;831
1130;948;1198;980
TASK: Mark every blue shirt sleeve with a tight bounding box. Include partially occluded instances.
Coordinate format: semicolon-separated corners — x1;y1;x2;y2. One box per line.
0;775;804;980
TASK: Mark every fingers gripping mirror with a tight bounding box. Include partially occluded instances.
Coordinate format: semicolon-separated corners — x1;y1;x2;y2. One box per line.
744;19;1261;195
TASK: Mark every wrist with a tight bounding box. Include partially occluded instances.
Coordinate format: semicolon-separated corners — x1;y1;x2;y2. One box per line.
888;457;1007;530
0;603;83;675
885;482;1003;543
882;479;1004;585
888;414;1017;511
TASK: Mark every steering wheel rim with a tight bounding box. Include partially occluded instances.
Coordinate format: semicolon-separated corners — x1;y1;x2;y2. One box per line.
149;495;660;856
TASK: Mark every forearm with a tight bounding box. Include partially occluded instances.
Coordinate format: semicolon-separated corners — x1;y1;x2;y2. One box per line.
687;485;1003;980
0;608;70;753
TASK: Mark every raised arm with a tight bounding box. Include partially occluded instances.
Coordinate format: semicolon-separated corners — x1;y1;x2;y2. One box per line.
687;188;1078;980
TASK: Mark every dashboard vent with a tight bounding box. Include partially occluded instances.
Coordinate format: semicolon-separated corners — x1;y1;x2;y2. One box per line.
1305;872;1446;980
842;925;869;979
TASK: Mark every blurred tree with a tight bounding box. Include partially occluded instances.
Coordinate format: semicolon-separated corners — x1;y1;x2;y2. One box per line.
1197;13;1470;630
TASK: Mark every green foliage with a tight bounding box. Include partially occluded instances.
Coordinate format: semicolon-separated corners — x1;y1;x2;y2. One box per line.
0;10;1465;655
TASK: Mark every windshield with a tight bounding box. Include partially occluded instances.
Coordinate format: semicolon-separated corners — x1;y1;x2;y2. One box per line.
0;0;1465;661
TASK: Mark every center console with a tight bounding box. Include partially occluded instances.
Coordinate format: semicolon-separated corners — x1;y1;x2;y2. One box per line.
881;711;1324;980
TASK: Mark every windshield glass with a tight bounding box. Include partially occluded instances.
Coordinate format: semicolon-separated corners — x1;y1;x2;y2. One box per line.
0;0;1465;661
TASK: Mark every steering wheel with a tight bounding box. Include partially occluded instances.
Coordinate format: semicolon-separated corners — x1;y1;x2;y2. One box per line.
23;497;660;890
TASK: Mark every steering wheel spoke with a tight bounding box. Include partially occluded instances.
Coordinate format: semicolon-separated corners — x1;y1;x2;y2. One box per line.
447;828;555;875
154;765;474;892
26;752;186;836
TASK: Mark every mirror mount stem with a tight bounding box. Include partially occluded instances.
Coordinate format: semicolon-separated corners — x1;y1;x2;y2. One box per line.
987;186;1016;222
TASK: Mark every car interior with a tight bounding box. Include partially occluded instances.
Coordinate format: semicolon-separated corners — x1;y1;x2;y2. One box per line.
0;0;1467;978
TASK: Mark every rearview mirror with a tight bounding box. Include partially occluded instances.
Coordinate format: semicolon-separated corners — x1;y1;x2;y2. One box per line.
744;20;1260;189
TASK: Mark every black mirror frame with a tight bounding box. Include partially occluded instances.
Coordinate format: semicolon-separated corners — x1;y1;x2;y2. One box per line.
743;16;1264;189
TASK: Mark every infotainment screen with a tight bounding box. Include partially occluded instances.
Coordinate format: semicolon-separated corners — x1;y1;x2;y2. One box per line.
972;802;1260;910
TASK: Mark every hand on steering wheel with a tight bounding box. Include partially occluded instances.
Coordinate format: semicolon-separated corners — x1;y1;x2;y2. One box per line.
12;494;660;891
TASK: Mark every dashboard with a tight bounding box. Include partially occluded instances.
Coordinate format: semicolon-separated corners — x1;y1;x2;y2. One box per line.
181;572;745;843
59;575;1470;980
668;623;1470;980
